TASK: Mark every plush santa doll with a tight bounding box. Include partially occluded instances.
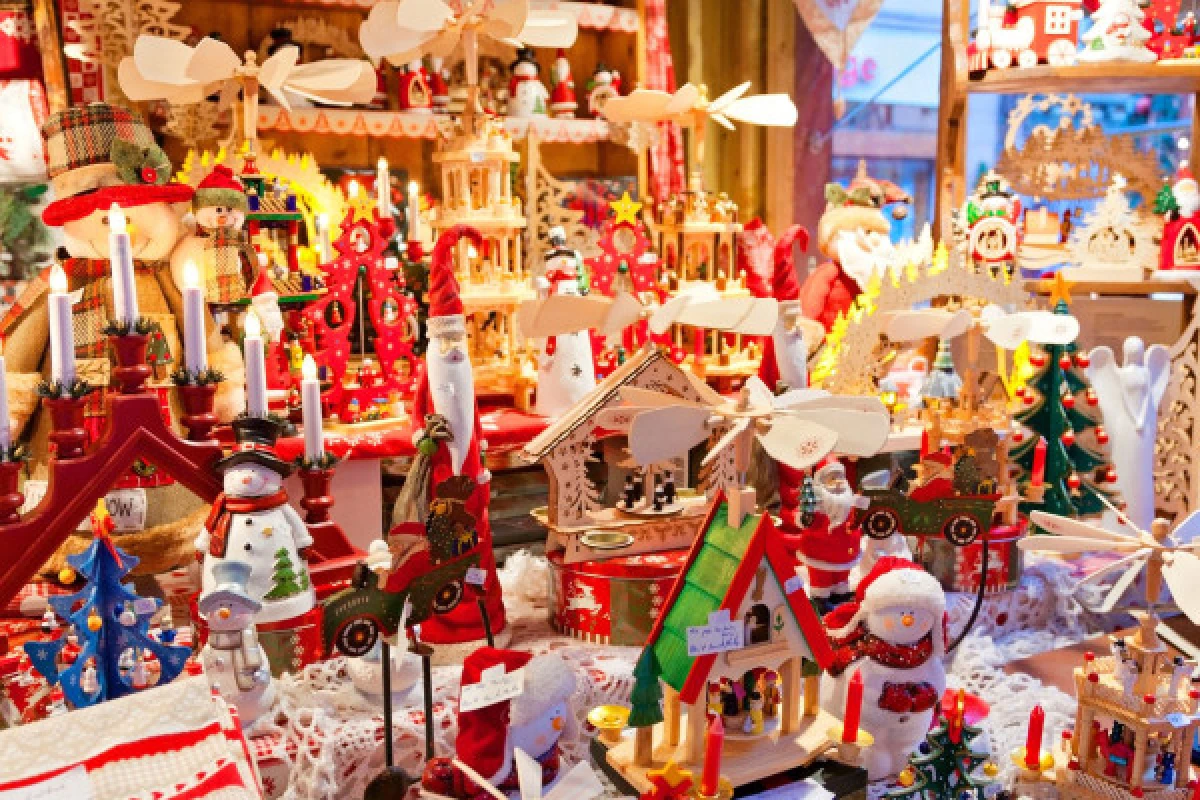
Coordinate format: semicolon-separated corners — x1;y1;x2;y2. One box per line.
821;557;947;780
422;647;577;799
794;459;864;610
385;226;507;652
799;162;909;331
549;49;577;119
534;226;595;417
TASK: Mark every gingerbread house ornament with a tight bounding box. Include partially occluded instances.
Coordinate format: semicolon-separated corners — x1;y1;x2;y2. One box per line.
1065;175;1157;281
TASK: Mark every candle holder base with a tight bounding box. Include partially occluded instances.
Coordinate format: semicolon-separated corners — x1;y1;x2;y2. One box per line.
0;460;23;525
45;396;88;460
111;333;151;394
178;383;219;441
300;468;335;524
1011;749;1055;779
826;725;874;767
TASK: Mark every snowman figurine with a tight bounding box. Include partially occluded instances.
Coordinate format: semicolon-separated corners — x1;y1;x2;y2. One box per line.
422;647;577;798
508;48;548;118
822;557;947;780
198;560;276;730
196;416;314;627
170;165;256;305
533;227;596;418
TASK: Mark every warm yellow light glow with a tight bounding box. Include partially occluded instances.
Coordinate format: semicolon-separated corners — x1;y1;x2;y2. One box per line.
302;354;317;381
49;264;68;293
245;312;262;338
378;157;388;171
347;180;360;199
108;203;127;234
183;260;200;290
407;180;419;193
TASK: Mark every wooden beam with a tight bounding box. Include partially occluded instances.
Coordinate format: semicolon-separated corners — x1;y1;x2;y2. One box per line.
765;0;796;229
791;12;834;265
664;683;681;746
32;0;69;113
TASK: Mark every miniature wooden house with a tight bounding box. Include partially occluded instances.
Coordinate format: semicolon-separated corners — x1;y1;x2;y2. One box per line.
647;174;760;388
430;117;532;398
1054;619;1200;800
603;497;838;794
521;346;738;563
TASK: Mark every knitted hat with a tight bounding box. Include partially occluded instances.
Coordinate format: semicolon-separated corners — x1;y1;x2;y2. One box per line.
41;103;194;227
197;560;261;617
194;165;248;212
427;225;482;339
816;160;909;258
827;557;946;654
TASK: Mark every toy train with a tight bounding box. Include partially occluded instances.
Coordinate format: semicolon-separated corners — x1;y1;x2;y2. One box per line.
969;0;1083;73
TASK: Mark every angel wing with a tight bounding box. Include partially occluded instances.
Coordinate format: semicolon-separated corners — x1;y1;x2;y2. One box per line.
1084;344;1124;426
1146;343;1172;406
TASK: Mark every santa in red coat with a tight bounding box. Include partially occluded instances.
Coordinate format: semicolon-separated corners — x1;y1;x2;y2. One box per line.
384;225;507;650
799;162;910;331
794;458;863;609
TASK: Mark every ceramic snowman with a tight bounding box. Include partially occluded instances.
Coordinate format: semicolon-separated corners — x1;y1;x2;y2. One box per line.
508;48;548;118
198;560;276;730
422;647;577;798
821;557;947;780
195;416;314;625
534;227;596;418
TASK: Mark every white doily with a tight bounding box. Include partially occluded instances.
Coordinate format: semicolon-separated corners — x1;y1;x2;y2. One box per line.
262;552;1111;800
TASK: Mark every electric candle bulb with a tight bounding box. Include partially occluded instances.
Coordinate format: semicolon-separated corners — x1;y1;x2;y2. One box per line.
183;260;200;290
302;354;317;381
108;204;127;234
348;180;360;199
49;264;67;293
245;311;262;338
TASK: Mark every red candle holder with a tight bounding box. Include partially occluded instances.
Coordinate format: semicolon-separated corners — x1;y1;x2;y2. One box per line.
110;333;151;394
45;396;88;460
177;383;218;442
299;467;334;524
0;460;23;525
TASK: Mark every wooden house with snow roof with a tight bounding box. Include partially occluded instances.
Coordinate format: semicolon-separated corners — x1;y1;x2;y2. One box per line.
520;345;739;563
600;494;842;794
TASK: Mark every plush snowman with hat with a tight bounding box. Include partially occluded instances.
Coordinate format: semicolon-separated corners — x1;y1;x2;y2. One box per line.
533;226;595;418
170;164;257;305
422;646;577;798
821;557;947;780
196;416;314;626
197;559;276;730
383;226;507;658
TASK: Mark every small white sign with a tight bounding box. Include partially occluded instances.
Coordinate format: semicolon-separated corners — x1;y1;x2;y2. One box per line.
132;597;158;616
0;766;96;800
469;151;485;164
1165;711;1197;728
459;664;525;712
686;610;744;657
105;489;148;532
784;574;806;595
464;567;487;587
19;480;46;515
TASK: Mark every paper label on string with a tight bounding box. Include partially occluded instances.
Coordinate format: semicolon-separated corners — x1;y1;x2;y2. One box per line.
464;567;487;587
20;479;46;515
132;597;157;615
686;610;744;656
459;665;525;712
0;766;96;800
784;574;806;595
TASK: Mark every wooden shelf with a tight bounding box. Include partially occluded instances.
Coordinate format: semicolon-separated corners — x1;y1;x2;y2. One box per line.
258;106;616;143
966;62;1200;95
1024;279;1198;297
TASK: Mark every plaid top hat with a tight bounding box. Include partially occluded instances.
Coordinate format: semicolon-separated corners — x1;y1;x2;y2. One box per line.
41;103;194;227
215;415;294;476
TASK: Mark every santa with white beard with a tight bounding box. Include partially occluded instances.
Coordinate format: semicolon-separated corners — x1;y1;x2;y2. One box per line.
793;459;864;611
533;227;596;418
821;557;947;780
799;162;909;331
386;225;507;652
1160;165;1200;270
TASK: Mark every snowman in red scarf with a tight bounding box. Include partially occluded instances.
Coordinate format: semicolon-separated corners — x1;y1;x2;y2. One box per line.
821;557;947;780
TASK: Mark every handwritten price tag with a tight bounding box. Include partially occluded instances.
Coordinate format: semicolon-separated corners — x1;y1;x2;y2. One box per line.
0;766;96;800
686;610;744;657
459;664;525;712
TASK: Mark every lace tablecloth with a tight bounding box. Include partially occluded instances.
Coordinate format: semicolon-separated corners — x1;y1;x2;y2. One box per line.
261;553;1099;800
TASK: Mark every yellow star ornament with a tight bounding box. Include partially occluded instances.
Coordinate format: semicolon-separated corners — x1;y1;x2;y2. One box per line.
348;190;376;223
1048;271;1074;307
610;191;643;226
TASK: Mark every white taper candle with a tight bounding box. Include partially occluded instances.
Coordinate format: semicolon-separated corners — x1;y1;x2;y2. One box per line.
301;355;324;462
108;203;138;326
47;265;75;387
243;311;267;416
377;157;390;216
182;260;207;374
407;180;421;243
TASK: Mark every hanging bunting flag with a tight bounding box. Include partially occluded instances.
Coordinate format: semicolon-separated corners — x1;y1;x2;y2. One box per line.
792;0;885;70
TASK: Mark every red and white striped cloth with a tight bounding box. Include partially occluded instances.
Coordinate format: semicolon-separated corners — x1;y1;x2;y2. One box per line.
643;0;685;201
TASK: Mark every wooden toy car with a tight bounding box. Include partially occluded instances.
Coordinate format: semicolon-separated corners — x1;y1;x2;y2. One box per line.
321;552;481;657
859;487;1000;546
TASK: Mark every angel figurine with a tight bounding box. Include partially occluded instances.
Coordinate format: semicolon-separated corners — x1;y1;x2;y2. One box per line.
1087;337;1170;530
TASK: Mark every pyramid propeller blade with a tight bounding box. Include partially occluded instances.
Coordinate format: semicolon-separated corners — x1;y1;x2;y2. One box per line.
629;406;712;466
519;294;614;338
1163;550;1200;624
1097;554;1152;613
184;36;242;85
701;418;751;468
779;406;890;458
1019;535;1143;555
708;80;752;114
619;387;707;410
1029;511;1141;542
710;112;736;131
601;88;674;123
516;10;579;48
757;417;838;472
720;94;798;127
665;82;700;114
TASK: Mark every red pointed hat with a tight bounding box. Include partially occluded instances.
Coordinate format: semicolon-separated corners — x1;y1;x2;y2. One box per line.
427;225;482;338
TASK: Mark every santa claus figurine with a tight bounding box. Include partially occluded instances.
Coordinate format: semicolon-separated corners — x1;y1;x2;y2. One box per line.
383;226;507;656
534;226;595;417
398;59;433;112
794;459;864;611
800;161;909;331
821;557;947;780
422;647;577;798
549;49;577;119
1159;165;1200;270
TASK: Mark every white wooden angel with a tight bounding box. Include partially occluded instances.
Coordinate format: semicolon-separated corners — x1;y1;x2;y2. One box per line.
1087;337;1171;530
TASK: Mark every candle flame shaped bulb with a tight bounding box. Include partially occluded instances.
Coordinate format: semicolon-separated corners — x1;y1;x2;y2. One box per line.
347;180;360;199
408;179;419;194
183;260;200;290
377;157;388;171
108;202;127;234
49;264;68;293
245;310;262;338
302;353;317;381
